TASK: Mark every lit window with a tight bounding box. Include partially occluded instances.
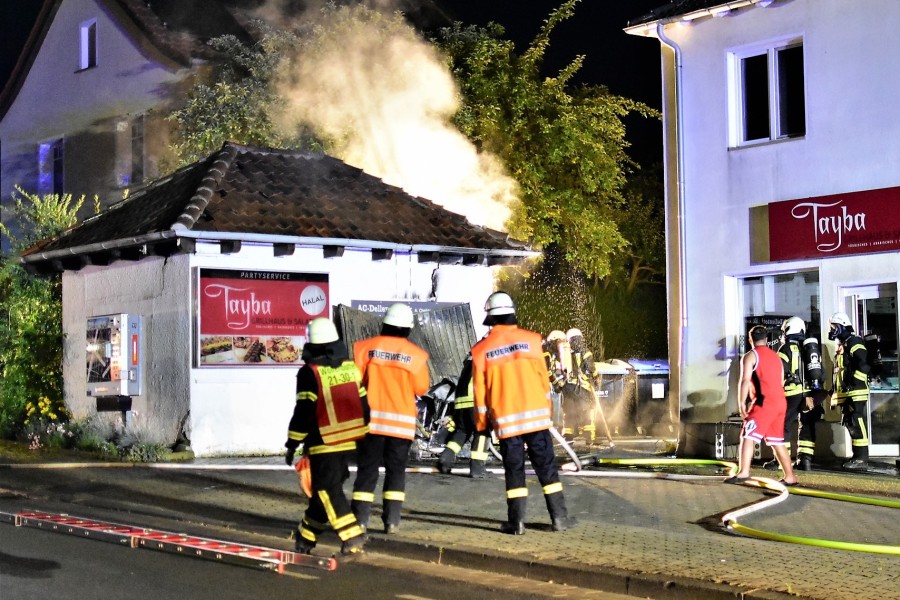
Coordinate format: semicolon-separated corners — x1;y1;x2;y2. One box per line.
38;139;64;196
79;19;97;70
729;39;805;146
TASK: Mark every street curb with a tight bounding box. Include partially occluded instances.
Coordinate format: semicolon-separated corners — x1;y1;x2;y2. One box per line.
363;535;806;600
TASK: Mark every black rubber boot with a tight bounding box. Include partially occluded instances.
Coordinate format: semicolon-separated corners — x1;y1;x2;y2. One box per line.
546;492;577;532
382;499;402;533
469;459;487;478
501;496;526;535
351;500;371;531
437;448;455;474
796;454;813;471
294;537;316;555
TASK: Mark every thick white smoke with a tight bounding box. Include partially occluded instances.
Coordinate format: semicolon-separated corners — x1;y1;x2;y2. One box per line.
272;4;517;231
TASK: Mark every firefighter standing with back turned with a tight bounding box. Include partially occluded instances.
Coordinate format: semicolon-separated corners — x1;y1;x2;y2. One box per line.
766;316;821;472
828;311;871;470
352;303;430;533
285;318;369;558
472;292;576;535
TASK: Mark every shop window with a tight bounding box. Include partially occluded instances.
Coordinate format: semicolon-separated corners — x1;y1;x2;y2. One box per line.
740;271;820;350
79;19;97;70
729;39;805;146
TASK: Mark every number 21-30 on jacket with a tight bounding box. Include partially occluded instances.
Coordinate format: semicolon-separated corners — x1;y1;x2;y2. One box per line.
471;324;553;439
353;335;430;440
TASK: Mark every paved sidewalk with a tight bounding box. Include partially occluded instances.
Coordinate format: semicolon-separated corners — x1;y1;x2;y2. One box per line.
1;451;898;600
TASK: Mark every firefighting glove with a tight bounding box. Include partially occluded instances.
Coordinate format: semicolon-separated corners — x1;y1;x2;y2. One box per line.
285;447;296;466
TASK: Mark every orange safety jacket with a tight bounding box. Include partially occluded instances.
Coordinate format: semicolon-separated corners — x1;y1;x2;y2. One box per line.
354;335;430;440
472;324;553;439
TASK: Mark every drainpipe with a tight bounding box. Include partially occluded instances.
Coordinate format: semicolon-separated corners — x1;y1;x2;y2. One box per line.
656;21;687;426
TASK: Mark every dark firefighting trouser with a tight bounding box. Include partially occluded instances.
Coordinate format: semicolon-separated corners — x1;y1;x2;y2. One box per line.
840;398;870;460
560;384;594;438
499;429;568;525
797;400;824;459
439;406;489;475
298;451;365;547
352;433;412;528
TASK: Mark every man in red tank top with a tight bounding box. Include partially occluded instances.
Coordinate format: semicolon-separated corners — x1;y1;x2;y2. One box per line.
725;325;798;486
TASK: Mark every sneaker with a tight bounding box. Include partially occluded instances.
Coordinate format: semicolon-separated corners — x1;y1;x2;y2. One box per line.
842;458;868;470
762;459;780;471
551;516;578;532
294;538;316;555
500;521;525;535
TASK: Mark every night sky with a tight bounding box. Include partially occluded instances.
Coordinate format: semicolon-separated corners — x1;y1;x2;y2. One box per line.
0;0;664;162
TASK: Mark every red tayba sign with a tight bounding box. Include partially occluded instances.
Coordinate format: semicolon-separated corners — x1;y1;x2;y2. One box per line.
768;185;900;261
197;269;329;367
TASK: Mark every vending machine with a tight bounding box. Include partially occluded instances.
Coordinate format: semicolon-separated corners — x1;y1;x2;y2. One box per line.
86;314;143;410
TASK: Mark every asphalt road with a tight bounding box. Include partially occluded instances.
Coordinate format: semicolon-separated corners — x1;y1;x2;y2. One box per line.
1;514;631;600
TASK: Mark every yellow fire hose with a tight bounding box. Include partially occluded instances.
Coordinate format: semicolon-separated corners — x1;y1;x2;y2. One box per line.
568;457;900;555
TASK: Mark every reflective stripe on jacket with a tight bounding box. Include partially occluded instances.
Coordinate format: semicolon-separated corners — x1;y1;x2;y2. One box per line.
288;360;368;455
354;335;430;440
311;363;369;445
472;325;553;439
835;336;869;402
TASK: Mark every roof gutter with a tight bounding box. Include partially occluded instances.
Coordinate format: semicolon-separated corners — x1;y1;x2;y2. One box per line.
20;230;539;264
624;1;768;37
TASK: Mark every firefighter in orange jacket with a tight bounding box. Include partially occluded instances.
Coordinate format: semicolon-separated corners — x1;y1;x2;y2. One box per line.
472;292;576;535
352;303;430;534
285;318;369;557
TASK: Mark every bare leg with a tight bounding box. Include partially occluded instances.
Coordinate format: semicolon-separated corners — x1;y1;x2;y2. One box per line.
772;444;797;484
735;436;754;478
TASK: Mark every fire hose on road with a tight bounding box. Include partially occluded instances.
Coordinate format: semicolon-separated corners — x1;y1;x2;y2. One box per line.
2;456;898;556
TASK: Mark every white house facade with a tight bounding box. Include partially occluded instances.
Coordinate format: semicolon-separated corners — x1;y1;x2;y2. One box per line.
627;0;900;459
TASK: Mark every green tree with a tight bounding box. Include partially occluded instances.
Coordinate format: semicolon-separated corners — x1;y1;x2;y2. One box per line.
615;162;665;292
167;22;307;167
0;188;91;438
435;0;658;280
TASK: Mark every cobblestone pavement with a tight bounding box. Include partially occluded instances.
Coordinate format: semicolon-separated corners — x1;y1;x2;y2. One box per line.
1;453;898;600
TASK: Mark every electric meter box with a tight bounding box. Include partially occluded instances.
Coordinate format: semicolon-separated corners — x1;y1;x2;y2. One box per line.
86;313;143;397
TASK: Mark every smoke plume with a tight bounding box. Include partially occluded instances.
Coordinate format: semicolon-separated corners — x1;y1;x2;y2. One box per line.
271;3;517;231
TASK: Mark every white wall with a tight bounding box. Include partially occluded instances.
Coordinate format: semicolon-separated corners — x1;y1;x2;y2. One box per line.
63;242;498;456
660;0;900;420
1;0;186;227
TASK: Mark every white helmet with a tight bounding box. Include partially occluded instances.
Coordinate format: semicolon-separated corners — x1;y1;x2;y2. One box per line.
308;318;338;344
781;316;805;336
383;303;415;329
546;330;566;342
484;292;515;317
829;311;851;327
566;328;583;341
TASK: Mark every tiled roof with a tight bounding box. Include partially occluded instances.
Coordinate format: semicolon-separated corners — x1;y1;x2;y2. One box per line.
22;143;531;270
627;1;758;28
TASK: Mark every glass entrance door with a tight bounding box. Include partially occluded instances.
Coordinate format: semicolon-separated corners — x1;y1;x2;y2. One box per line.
842;284;900;456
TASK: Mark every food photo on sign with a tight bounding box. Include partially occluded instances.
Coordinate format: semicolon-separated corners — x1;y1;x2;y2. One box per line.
196;269;329;367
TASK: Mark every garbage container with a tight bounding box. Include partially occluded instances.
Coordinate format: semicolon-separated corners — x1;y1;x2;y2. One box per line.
595;360;634;436
627;359;673;437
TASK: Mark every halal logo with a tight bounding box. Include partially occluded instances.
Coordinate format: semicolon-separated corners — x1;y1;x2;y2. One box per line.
300;285;327;316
